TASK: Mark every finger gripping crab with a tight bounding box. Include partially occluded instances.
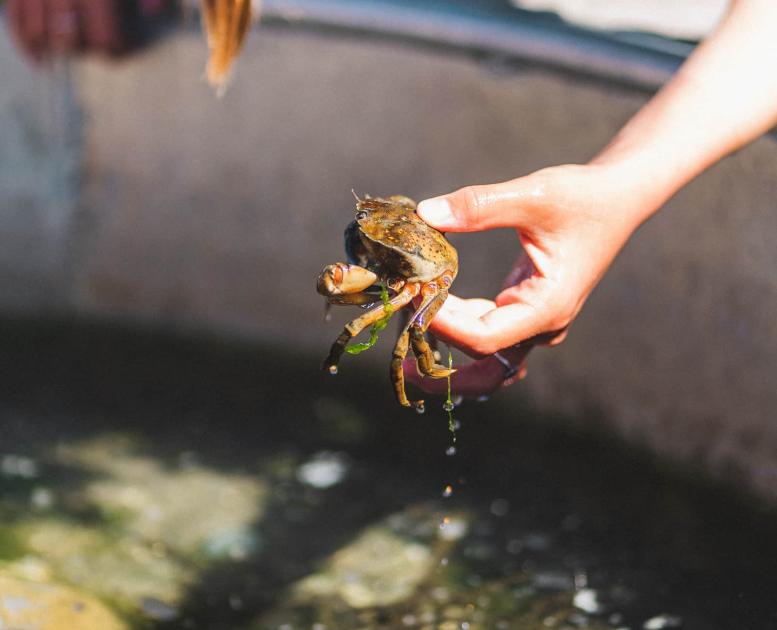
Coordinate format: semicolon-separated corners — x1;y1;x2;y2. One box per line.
317;194;459;411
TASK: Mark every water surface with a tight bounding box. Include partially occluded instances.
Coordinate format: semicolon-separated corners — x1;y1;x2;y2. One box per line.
0;318;775;629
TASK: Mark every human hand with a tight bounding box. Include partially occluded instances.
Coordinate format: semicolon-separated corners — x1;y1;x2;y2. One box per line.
405;163;652;398
401;0;777;401
5;0;171;61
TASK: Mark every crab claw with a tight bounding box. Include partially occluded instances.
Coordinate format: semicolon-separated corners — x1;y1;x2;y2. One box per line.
317;263;378;297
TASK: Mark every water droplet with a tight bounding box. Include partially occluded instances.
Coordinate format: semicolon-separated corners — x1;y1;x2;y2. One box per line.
573;589;602;614
643;615;683;630
439;516;469;541
328;365;338;375
490;498;510;517
440;557;449;566
506;539;523;554
476;394;490;402
442;484;453;498
445;446;457;456
452;420;462;431
452;395;464;407
414;401;426;414
297;451;349;488
30;487;53;510
442;400;455;412
140;597;179;621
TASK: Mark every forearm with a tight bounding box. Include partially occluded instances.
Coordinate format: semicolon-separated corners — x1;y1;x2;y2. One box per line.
592;0;777;222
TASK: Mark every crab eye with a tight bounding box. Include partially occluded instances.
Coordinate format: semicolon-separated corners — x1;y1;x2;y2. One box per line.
355;211;368;221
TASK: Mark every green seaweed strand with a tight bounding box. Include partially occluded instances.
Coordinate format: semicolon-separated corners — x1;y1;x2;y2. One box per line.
345;284;394;355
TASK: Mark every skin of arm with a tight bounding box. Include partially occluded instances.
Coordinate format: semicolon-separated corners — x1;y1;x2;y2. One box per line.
405;0;777;398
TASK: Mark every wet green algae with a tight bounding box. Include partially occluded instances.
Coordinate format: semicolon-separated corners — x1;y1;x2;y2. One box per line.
345;284;394;355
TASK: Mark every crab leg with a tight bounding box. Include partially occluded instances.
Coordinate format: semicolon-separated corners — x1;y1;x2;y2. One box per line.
390;280;454;410
323;283;419;373
390;327;414;408
410;329;453;379
409;280;456;379
390;322;449;411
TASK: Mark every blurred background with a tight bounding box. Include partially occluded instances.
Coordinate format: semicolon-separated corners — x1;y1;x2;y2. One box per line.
1;1;776;629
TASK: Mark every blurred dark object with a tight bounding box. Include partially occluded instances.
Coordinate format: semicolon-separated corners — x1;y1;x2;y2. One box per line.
5;0;175;61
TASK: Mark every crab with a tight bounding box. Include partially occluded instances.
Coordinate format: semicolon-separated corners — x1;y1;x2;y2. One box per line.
317;194;459;411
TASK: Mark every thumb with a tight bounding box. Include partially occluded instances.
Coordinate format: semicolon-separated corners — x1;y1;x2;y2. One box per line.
417;177;547;233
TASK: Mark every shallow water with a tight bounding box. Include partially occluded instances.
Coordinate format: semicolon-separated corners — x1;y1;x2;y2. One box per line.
0;318;775;629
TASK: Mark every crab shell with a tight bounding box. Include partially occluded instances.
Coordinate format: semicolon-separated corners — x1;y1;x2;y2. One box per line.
344;196;458;284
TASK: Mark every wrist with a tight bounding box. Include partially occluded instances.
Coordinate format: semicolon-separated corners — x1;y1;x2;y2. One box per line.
587;147;683;230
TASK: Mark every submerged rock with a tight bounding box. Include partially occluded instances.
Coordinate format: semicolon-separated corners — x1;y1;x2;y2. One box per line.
293;527;434;608
56;434;267;557
252;504;615;630
0;433;269;617
19;518;194;604
287;505;464;610
0;574;126;630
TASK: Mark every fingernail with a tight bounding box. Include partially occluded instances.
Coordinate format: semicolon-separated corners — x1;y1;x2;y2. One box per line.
418;198;455;228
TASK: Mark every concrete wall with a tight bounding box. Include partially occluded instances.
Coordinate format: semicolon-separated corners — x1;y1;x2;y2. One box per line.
0;33;80;308
2;23;777;498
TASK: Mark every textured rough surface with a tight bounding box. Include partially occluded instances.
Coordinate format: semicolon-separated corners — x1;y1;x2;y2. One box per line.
20;519;195;606
0;575;126;630
57;435;266;556
1;24;777;499
0;433;267;615
292;525;436;608
0;33;80;309
257;506;610;630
